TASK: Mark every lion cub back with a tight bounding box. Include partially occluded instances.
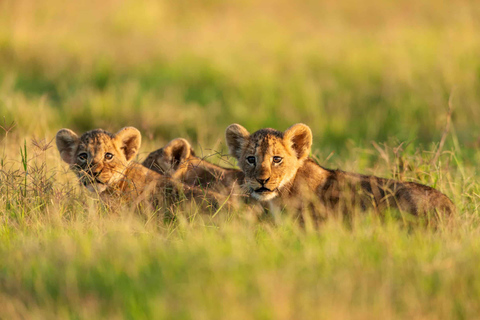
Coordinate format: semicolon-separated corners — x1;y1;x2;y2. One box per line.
318;167;456;218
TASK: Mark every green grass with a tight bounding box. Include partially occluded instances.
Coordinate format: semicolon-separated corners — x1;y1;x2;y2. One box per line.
1;0;480;318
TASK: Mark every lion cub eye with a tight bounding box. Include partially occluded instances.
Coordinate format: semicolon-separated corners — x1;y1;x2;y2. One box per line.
105;153;114;160
78;153;88;161
273;156;283;164
246;156;256;165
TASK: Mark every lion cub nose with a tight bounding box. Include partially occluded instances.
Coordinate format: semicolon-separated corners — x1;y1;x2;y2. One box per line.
256;177;270;186
89;163;103;177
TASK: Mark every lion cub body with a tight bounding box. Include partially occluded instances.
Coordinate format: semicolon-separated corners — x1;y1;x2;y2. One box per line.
225;124;455;219
286;159;455;217
142;138;245;196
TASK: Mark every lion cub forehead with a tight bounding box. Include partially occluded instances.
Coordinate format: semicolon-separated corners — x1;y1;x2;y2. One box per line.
80;130;114;143
79;130;116;149
248;130;288;155
251;128;283;140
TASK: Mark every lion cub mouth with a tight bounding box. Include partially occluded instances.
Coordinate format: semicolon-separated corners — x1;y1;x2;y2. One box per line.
82;178;109;194
255;187;273;193
82;178;106;186
252;187;278;201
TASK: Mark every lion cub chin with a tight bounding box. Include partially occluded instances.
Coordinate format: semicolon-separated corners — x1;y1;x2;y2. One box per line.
142;138;245;196
225;123;456;219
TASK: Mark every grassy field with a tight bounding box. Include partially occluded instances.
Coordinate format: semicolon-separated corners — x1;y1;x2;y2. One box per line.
1;0;480;318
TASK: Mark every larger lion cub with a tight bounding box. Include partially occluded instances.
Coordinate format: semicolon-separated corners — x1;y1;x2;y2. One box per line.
225;123;455;219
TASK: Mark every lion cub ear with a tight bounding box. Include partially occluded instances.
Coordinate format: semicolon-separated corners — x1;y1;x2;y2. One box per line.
56;129;79;164
225;124;250;159
283;123;312;160
114;127;141;162
162;138;193;170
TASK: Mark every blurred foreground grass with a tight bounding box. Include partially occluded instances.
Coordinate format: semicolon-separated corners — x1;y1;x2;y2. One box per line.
1;0;480;318
3;211;480;319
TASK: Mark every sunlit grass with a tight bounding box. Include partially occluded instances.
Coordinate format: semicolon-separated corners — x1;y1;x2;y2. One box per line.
1;0;480;318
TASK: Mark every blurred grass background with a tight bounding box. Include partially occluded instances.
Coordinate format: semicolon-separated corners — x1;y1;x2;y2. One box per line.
2;0;480;149
1;0;480;318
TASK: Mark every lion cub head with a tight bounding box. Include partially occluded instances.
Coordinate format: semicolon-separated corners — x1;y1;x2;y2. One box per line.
55;127;141;193
225;123;312;201
142;138;194;176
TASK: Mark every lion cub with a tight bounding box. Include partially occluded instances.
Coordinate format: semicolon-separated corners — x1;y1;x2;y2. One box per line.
225;123;455;220
55;127;225;208
142;138;245;196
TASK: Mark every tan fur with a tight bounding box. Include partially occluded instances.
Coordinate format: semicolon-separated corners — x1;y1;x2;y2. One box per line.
225;123;456;221
55;128;228;209
142;138;245;196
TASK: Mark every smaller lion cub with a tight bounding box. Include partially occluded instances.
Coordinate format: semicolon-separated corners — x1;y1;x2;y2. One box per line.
142;138;245;196
225;123;455;220
56;127;227;208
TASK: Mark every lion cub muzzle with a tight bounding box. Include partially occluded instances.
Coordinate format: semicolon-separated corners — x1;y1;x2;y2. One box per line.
249;175;279;201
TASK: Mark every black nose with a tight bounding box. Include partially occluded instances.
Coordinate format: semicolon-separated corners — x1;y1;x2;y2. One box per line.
89;164;102;177
256;178;270;186
88;169;101;177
